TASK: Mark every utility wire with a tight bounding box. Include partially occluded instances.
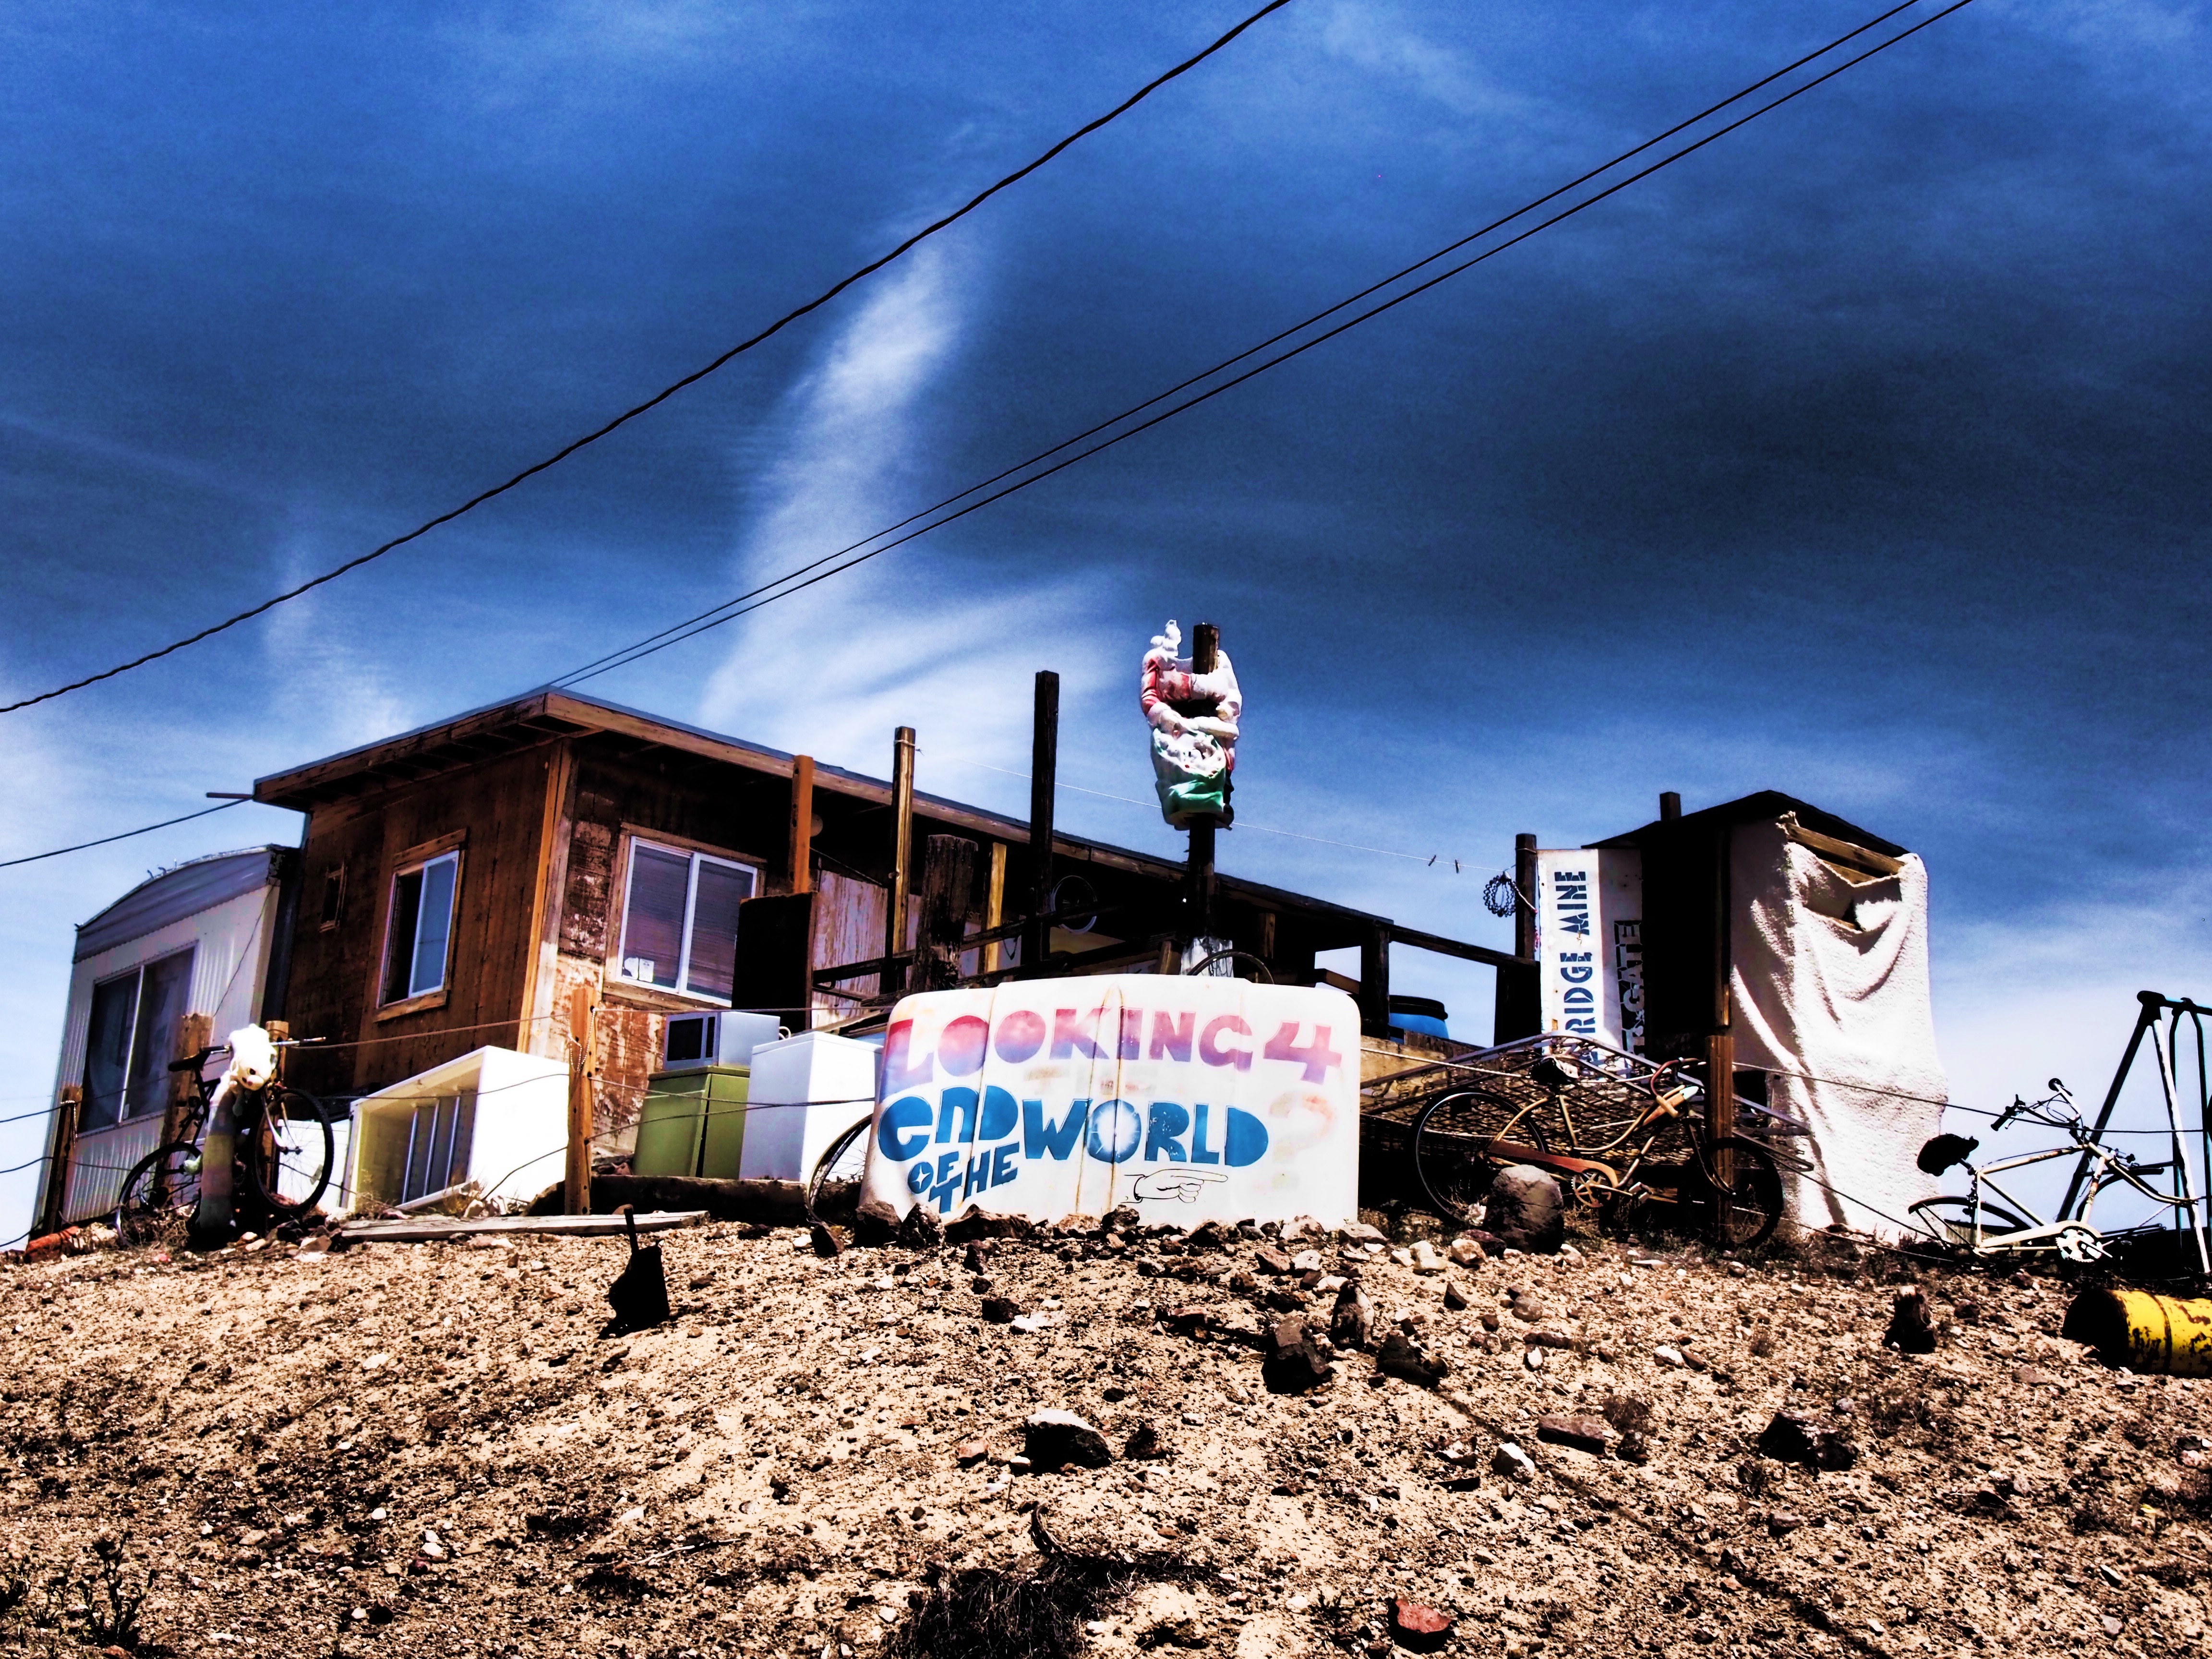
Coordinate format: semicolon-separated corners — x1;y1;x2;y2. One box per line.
0;799;246;870
553;0;1972;687
0;0;1301;718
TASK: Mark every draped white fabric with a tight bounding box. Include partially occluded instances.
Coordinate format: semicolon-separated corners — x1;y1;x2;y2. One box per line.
1728;817;1948;1239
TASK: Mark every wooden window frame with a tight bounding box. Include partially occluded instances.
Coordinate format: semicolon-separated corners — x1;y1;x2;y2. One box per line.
318;863;347;933
374;830;466;1021
601;825;763;1011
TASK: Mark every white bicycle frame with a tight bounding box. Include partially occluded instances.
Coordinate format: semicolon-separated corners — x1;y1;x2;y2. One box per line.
1929;1135;2192;1260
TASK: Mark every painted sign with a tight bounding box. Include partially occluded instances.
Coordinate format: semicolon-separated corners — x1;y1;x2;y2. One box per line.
1535;849;1644;1051
859;976;1360;1228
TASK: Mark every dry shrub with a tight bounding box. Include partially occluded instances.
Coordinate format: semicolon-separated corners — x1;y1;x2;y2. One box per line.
1602;1395;1655;1436
1747;1327;1778;1359
885;1557;1112;1659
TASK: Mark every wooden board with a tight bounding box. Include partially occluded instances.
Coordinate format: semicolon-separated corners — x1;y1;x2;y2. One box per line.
329;1209;707;1246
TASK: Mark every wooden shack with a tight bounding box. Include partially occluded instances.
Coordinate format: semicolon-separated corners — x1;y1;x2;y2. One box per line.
254;688;1511;1141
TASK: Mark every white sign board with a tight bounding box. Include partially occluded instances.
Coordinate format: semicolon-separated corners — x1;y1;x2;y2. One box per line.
1535;849;1644;1052
859;976;1360;1228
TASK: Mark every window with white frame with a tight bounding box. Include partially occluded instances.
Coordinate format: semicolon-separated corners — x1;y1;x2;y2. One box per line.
81;948;196;1130
381;848;460;1006
614;837;756;1003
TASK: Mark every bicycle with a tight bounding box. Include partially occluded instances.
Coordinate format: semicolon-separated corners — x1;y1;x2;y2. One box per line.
113;1030;334;1247
1908;1080;2199;1263
1411;1046;1790;1249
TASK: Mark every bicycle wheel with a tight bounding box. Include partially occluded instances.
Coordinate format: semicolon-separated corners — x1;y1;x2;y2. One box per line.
1687;1139;1785;1250
244;1086;335;1217
114;1142;205;1248
806;1115;874;1219
1412;1089;1551;1224
1906;1195;2036;1250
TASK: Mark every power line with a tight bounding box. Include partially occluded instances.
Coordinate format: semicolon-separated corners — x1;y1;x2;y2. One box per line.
0;799;247;870
552;0;1972;688
0;0;1302;719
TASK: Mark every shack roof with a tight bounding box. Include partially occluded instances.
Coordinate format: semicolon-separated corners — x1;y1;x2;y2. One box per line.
1589;790;1909;859
75;845;289;962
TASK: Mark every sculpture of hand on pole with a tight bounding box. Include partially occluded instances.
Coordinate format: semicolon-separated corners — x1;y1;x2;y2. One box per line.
1140;619;1241;828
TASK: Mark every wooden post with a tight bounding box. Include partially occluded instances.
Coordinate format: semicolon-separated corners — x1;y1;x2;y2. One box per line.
1659;791;1682;822
1492;834;1540;1044
1513;832;1538;961
1359;923;1392;1040
914;836;978;992
37;1086;81;1236
885;728;917;993
1023;673;1059;978
789;755;816;895
981;842;1008;976
159;1011;213;1181
1706;818;1736;1224
565;984;596;1216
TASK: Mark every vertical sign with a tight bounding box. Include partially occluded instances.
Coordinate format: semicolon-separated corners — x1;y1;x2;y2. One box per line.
1535;850;1644;1052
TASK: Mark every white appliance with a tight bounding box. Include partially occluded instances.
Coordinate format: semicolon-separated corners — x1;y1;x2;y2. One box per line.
660;1009;785;1073
738;1030;882;1184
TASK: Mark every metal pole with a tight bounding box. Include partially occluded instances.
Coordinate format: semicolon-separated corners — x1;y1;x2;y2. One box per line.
1024;673;1058;978
1185;624;1220;957
885;727;917;991
2152;1012;2211;1274
2060;991;2161;1220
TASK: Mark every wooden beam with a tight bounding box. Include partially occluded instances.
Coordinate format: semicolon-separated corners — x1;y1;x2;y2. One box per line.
1390;923;1531;972
517;739;577;1059
982;842;1008;975
565;985;596;1216
914;835;978;992
885;728;917;989
789;754;816;894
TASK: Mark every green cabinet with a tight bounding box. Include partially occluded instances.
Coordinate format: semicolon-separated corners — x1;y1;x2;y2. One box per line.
630;1066;750;1179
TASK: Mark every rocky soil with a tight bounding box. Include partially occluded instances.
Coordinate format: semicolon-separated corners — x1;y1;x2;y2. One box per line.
2;1214;2208;1659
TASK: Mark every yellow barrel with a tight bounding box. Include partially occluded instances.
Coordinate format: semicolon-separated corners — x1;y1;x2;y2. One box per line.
2063;1288;2212;1376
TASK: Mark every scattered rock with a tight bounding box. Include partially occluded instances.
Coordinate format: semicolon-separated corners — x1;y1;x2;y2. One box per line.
1447;1235;1487;1267
1615;1430;1652;1464
1409;1240;1445;1274
1536;1414;1612;1455
1525;1330;1575;1351
943;1209;1036;1243
962;1240;997;1273
1483;1166;1565;1254
809;1222;843;1257
1374;1330;1449;1388
1022;1409;1114;1471
1339;1223;1390;1246
1492;1442;1537;1482
1391;1598;1454;1651
1886;1286;1938;1354
1124;1422;1169;1460
1262;1317;1337;1393
1255;1247;1295;1275
1767;1510;1809;1536
1523;1346;1545;1373
1757;1410;1859;1471
1442;1280;1471;1312
896;1205;945;1249
980;1297;1021;1324
1291;1249;1325;1273
1332;1282;1376;1352
853;1193;901;1246
954;1439;988;1464
1654;1345;1686;1368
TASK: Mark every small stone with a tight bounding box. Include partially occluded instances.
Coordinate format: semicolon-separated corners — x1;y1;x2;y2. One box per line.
1124;1422;1168;1460
896;1204;945;1249
1022;1409;1113;1470
1391;1599;1454;1651
1254;1247;1294;1275
2101;1615;2125;1637
1492;1442;1537;1481
1767;1510;1808;1536
1375;1330;1449;1388
1389;1247;1415;1267
1757;1410;1858;1471
1291;1249;1324;1273
1524;1346;1545;1372
1339;1222;1389;1245
2013;1363;2056;1389
854;1193;901;1245
955;1439;988;1464
809;1222;842;1257
1484;1166;1565;1253
1537;1414;1612;1455
1447;1236;1486;1267
980;1297;1021;1324
1331;1282;1376;1351
1886;1286;1938;1354
1443;1279;1471;1311
1409;1240;1445;1274
1654;1345;1686;1368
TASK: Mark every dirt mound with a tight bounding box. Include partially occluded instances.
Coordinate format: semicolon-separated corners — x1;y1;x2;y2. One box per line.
2;1219;2207;1656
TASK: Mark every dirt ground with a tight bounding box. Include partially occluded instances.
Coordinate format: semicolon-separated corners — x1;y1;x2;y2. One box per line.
2;1213;2207;1659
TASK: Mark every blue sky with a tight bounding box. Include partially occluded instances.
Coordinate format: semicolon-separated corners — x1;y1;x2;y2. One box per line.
3;0;2208;1241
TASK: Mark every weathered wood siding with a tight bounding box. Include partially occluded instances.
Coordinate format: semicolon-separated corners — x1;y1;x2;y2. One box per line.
283;747;554;1100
